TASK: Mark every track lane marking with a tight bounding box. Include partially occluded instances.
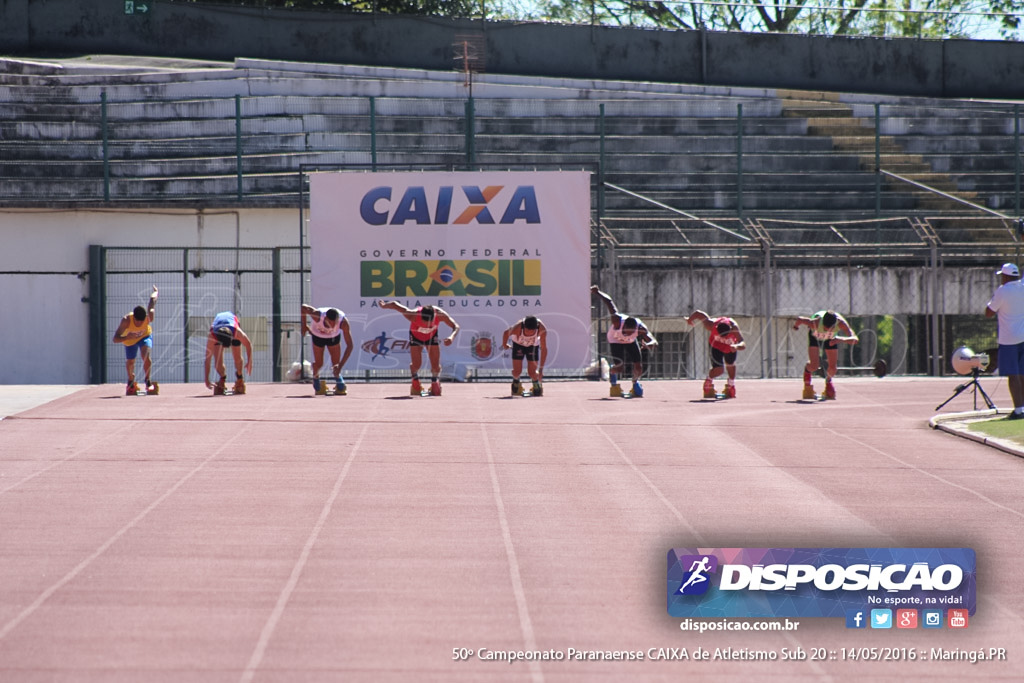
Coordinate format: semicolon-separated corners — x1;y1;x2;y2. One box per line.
239;423;370;683
0;422;137;496
0;423;253;642
481;423;544;683
596;425;834;682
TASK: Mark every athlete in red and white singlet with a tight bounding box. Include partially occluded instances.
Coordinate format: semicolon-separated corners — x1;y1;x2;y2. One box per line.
376;300;460;395
687;310;746;398
591;286;658;397
501;316;548;395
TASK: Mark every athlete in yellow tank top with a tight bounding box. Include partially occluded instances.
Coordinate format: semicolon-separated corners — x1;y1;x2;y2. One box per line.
112;286;158;393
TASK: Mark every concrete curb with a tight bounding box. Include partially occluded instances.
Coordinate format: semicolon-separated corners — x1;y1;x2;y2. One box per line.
929;409;1024;459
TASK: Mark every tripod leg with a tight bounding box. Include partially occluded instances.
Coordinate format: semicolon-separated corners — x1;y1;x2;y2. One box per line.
975;381;997;410
936;382;973;412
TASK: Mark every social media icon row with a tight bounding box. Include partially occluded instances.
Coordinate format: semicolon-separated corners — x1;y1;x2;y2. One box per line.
845;608;969;629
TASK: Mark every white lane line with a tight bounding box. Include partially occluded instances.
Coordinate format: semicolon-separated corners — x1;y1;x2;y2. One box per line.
829;428;1024;628
830;428;1024;520
481;423;544;683
596;425;706;544
597;425;834;682
239;423;369;683
0;423;253;642
0;422;137;496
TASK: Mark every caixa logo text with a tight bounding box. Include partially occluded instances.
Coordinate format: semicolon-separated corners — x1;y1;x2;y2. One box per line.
360;185;541;225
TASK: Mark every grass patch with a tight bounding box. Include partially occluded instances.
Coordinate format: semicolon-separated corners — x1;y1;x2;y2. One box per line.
968;416;1024;446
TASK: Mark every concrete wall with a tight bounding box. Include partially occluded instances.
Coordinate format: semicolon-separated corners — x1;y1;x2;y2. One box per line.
0;202;998;384
2;0;1024;99
610;265;997;319
0;207;295;384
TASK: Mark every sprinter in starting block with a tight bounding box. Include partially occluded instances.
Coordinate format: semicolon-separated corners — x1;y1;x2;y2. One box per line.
204;312;253;396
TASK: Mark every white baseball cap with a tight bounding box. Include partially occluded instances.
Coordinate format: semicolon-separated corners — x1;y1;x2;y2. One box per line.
997;263;1020;277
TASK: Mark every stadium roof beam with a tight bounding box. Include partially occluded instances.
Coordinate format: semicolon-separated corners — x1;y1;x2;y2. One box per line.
603;182;752;243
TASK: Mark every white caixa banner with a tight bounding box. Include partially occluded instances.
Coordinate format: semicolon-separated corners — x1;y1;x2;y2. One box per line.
309;171;592;376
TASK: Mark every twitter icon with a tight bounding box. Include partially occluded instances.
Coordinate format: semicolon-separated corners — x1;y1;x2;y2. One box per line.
870;609;893;629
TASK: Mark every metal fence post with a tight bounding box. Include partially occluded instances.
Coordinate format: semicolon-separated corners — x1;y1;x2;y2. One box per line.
101;92;110;201
298;171;307;370
737;103;744;219
370;96;377;172
235;94;243;200
1015;104;1020;221
875;103;881;218
183;248;190;383
465;97;476;169
930;243;941;376
762;238;773;379
272;247;282;382
597;104;606;274
88;245;107;384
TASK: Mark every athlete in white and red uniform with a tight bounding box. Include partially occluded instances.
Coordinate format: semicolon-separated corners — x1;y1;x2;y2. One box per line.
591;286;658;397
301;304;354;395
377;301;460;395
792;310;858;399
687;309;746;398
501;316;548;396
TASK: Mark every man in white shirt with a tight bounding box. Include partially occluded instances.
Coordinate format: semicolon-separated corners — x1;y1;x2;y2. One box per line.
985;263;1024;419
301;304;354;395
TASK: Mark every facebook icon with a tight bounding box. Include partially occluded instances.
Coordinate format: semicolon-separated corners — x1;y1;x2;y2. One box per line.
845;609;867;629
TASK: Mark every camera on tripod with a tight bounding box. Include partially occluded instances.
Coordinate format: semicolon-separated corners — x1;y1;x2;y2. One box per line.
951;347;989;375
936;347;995;412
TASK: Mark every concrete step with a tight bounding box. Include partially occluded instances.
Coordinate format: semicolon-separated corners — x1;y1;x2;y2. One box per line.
782;105;855;119
475;117;807;136
831;140;906;154
850;103;1019;119
776;90;843;102
474;152;864;172
927;155;1021;172
473;134;834;154
879;118;1016;135
898;136;1019;154
805;118;873;135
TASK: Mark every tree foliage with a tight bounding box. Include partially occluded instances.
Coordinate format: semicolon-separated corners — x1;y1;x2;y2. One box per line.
176;0;481;19
518;0;1023;39
170;0;1024;38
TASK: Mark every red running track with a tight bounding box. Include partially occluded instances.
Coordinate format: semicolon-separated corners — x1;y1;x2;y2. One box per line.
0;377;1021;682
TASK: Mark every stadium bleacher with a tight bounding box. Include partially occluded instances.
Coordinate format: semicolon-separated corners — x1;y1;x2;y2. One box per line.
0;56;1020;221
